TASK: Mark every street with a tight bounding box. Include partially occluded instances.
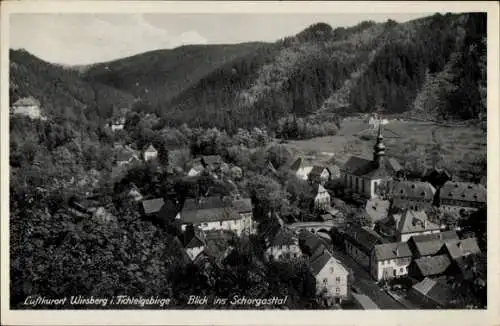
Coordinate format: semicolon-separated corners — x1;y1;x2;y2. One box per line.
330;246;407;310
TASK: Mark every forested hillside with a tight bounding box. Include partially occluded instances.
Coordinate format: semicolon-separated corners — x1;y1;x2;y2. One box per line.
10;12;486;134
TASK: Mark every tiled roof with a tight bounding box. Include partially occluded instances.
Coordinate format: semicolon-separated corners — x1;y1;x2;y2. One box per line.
343;156;372;175
271;227;298;247
414;254;452;277
440;181;486;203
412;277;455;307
309;166;328;178
299;229;327;256
12;96;39;107
392;210;440;235
408;231;459;257
373;242;412;261
387;157;402;172
365;199;390;224
231;198;253;214
444;237;481;259
310;250;333;276
185;234;206;249
392;181;436;199
142;198;165;215
144;144;157;153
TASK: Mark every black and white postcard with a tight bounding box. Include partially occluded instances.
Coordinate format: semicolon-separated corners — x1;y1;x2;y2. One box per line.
1;1;499;325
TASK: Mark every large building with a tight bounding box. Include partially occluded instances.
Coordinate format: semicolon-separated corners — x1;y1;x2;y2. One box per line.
343;125;402;199
177;196;253;236
439;181;487;215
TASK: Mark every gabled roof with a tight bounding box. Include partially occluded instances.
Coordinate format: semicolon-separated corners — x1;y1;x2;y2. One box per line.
392;181;436;199
309;166;329;178
413;254;451;277
310;250;333;276
116;150;139;162
391;210;440;235
440;181;486;203
289;157;302;172
374;242;412;261
299;229;327;256
142;198;165;215
408;231;459;257
185;233;206;249
231;198;253;214
12;96;40;107
344;227;384;254
412;277;455;307
443;237;481;259
343;156;372;175
316;184;328;194
201;155;222;167
180;196;245;224
144;144;157;153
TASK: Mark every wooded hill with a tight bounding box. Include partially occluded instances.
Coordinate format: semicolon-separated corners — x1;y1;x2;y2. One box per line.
10;12;486;132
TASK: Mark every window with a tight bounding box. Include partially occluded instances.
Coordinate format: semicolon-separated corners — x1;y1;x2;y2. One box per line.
220;221;223;226
336;277;341;282
400;268;404;273
336;287;340;293
330;267;334;274
323;278;328;284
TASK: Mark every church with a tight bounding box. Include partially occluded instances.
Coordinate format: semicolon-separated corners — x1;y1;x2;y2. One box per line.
343;125;403;199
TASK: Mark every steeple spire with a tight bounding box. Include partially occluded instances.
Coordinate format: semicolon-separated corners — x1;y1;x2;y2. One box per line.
373;122;386;166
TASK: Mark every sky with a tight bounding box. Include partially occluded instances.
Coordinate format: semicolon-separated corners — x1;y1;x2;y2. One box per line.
10;13;434;65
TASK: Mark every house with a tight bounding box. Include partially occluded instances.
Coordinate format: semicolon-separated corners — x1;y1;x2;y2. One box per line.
308;166;331;185
391;181;436;211
141;198;165;216
439;181;487;216
344;227;385;269
177;196;253;236
406;231;460;258
314;184;331;212
187;163;205;177
263;222;302;261
408;254;452;281
115;149;140;166
143;144;158;162
343;125;402;200
310;248;351;304
370;242;412;281
109;117;126;131
201;155;222;171
290;157;313;181
10;97;42;119
377;209;441;242
299;229;328;257
184;229;207;261
364;198;390;228
408;277;457;309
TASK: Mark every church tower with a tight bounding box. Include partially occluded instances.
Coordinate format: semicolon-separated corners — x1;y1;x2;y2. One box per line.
373;123;386;167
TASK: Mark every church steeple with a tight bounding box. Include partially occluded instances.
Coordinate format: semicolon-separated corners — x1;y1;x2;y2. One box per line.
373;122;386;166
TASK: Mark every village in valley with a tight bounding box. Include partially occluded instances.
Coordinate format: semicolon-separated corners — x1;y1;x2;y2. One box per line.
10;97;487;310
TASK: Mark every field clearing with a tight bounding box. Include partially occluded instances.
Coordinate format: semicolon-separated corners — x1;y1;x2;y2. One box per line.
284;119;486;173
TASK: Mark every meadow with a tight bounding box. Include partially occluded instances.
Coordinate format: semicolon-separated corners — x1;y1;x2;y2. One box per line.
284;118;487;179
